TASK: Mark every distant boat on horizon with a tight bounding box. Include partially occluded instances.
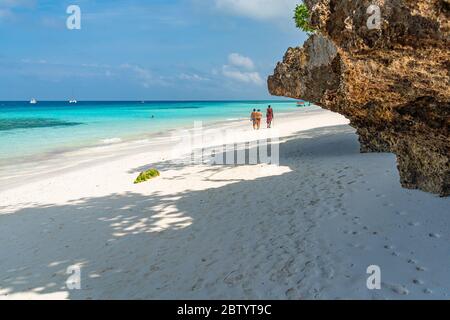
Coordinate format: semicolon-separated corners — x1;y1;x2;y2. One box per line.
30;98;37;104
69;87;78;104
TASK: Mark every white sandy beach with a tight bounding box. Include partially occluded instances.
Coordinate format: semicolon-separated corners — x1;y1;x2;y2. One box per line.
0;108;449;300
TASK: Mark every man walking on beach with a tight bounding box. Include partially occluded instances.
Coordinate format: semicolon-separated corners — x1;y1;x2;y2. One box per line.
266;106;274;129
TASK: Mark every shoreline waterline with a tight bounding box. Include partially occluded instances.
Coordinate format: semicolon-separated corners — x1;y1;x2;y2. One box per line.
0;100;303;165
0;106;323;191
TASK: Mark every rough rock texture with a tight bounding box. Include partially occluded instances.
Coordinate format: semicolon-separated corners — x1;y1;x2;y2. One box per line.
268;0;450;196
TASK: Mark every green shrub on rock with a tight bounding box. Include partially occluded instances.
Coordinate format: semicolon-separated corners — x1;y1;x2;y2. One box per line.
294;4;316;34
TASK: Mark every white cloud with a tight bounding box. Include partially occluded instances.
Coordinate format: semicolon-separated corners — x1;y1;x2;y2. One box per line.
222;53;262;85
0;0;35;20
222;65;263;85
213;0;298;20
120;63;168;88
228;53;255;70
178;73;210;81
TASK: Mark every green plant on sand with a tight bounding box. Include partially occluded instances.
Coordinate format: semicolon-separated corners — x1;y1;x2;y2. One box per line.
294;3;315;34
134;168;160;184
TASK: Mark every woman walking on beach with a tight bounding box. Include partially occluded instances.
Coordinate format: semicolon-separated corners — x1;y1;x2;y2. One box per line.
266;106;274;129
250;109;258;130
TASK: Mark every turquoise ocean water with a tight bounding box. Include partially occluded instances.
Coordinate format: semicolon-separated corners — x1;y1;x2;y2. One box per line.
0;101;298;165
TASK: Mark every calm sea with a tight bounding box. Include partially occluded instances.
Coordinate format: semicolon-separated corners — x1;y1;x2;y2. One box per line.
0;101;299;165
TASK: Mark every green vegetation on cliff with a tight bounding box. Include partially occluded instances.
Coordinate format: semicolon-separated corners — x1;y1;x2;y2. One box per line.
294;4;315;34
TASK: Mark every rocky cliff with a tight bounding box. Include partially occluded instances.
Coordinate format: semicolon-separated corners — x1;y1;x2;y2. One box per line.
268;0;449;196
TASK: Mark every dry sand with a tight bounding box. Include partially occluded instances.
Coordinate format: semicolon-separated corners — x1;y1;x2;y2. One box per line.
0;108;449;299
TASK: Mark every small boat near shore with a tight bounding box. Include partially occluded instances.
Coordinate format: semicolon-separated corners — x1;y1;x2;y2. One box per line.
30;98;37;104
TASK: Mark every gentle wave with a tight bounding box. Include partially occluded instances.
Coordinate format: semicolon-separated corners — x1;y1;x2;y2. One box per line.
100;138;123;144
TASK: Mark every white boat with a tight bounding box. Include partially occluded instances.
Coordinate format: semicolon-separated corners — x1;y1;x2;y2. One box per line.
30;98;37;104
69;99;78;104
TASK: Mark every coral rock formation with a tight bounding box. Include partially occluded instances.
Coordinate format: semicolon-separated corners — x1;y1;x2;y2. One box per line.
268;0;449;196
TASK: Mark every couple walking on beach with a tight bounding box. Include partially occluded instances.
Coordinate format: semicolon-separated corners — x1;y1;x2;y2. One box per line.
251;106;274;130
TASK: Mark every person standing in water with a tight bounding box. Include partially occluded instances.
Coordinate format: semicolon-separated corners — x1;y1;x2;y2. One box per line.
266;105;274;128
250;109;258;130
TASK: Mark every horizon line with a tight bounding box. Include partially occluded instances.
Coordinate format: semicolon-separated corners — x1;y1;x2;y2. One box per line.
0;99;297;103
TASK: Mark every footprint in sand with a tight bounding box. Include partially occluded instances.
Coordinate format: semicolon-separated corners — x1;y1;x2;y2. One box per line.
416;266;426;272
388;284;409;296
412;279;424;285
223;271;244;285
423;288;433;294
428;233;441;239
408;222;421;227
191;278;205;291
285;288;297;299
407;259;418;267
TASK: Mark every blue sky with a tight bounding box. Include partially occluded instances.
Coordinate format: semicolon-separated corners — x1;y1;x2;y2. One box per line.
0;0;307;100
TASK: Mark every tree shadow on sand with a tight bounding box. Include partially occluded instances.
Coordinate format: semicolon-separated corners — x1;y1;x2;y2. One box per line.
1;124;410;299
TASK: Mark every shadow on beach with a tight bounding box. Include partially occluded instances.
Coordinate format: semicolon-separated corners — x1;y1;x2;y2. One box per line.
1;124;449;299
